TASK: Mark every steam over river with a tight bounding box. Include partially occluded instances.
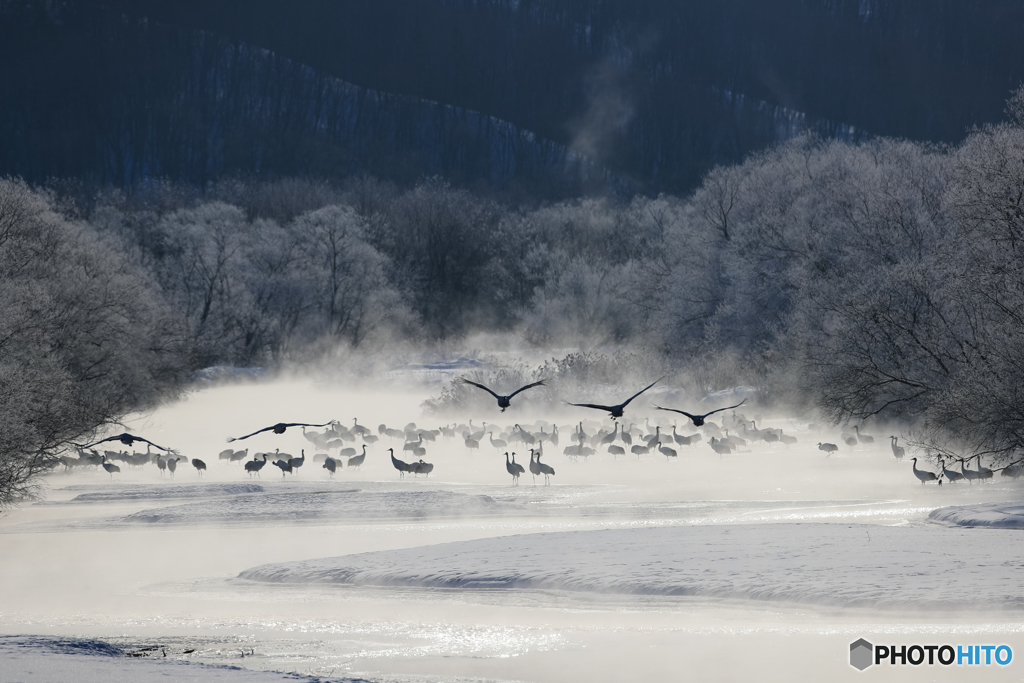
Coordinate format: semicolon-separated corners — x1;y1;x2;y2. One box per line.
1;377;1022;682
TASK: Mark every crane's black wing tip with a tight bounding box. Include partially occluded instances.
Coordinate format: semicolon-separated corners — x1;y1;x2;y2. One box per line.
457;377;501;397
567;402;612;412
707;399;748;416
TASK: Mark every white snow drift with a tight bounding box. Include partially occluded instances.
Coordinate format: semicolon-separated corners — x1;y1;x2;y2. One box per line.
928;502;1024;529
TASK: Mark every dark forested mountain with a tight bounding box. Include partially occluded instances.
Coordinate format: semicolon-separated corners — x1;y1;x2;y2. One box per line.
0;1;609;197
2;0;1023;194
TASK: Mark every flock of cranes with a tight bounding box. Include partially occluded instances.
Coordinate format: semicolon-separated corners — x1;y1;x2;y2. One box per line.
814;430;1023;484
64;446;206;480
910;453;1023;484
58;378;1024;487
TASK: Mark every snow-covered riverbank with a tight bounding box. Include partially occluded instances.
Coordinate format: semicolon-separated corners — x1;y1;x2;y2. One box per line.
239;523;1024;610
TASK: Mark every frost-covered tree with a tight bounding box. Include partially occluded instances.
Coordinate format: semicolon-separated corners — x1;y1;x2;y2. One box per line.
647;85;1024;461
385;178;499;335
921;86;1024;458
233;218;310;363
292;205;414;349
519;256;640;347
0;179;181;506
154;202;251;365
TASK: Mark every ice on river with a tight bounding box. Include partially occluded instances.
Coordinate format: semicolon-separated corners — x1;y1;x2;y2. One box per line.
51;483;266;504
240;523;1024;611
0;636;370;683
122;489;523;525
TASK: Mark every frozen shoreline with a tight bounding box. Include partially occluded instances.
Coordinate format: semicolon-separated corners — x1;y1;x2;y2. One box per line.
928;502;1024;529
0;636;371;683
240;523;1024;611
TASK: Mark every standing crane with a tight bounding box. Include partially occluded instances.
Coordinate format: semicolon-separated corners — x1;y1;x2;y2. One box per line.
708;437;732;456
959;457;981;483
505;452;524;486
938;457;964;483
390;448;412;478
818;442;839;456
323;457;338;476
528;449;542;484
974;455;994;480
348;444;367;469
272;457;293;478
101;456;120;479
535;452;555;485
910;457;938;484
488;431;508;451
620;424;633;447
411;460;434;477
600;424;620;447
853;425;874;445
1000;459;1023;479
245;453;270;477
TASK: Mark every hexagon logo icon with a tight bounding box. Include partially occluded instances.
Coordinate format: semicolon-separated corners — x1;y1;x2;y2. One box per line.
850;638;874;670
